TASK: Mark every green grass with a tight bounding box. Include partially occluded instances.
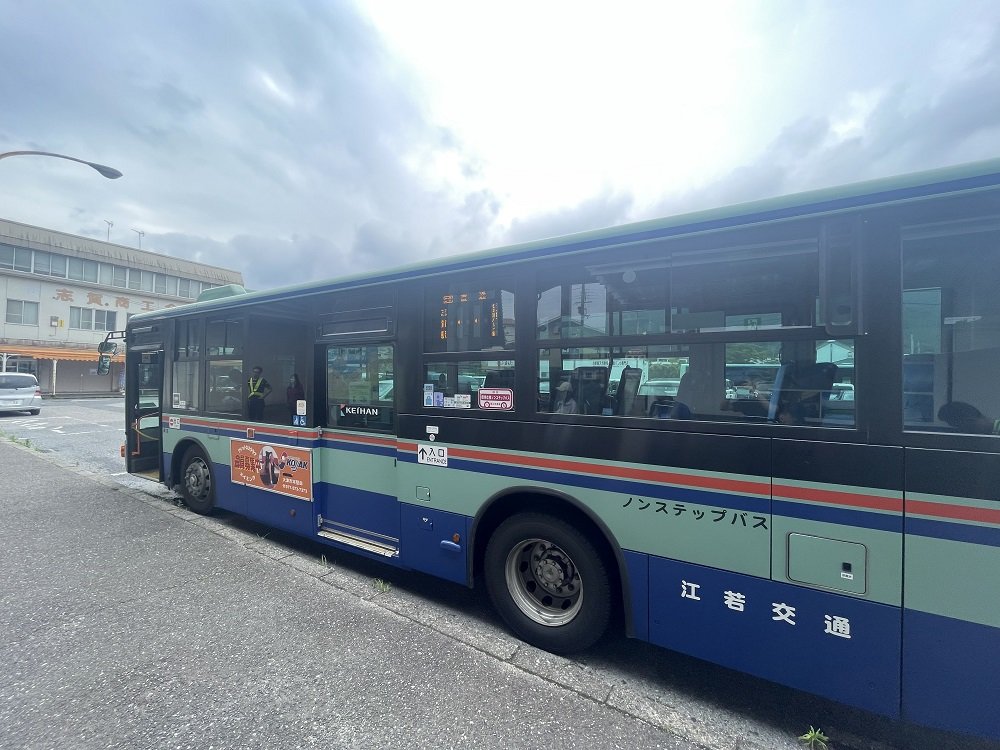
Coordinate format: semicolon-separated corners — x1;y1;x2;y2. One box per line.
799;726;830;750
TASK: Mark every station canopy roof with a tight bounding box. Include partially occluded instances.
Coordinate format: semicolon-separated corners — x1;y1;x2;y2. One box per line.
0;345;122;362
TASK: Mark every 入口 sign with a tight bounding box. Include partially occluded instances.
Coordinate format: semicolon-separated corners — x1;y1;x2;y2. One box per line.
417;443;448;467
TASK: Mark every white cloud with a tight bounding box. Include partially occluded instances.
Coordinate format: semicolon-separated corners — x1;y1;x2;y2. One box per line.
1;0;999;290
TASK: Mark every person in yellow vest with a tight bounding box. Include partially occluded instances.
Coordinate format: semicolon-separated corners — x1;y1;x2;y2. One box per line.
247;366;272;421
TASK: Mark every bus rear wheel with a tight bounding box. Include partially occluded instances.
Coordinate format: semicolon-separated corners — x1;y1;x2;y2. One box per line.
485;513;611;654
180;446;215;515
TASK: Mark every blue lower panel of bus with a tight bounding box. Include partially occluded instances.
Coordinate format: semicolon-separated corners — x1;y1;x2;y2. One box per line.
902;609;1000;738
646;556;901;718
318;483;399;544
212;460;247;515
244;484;315;537
399;504;471;585
623;550;649;641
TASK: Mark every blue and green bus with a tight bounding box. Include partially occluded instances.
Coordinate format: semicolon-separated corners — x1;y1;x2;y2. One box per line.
114;158;1000;740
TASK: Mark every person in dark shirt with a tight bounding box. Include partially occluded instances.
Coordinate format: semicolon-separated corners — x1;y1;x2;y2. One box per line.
286;373;305;421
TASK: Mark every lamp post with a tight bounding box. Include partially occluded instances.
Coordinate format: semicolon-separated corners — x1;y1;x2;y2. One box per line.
0;150;122;179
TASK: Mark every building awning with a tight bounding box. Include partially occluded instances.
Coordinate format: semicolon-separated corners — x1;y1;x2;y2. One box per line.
0;345;123;362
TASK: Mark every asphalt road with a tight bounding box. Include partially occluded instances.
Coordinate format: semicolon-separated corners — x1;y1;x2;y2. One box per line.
0;399;994;750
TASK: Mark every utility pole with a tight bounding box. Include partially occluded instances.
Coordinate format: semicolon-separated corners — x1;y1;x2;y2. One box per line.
104;219;113;241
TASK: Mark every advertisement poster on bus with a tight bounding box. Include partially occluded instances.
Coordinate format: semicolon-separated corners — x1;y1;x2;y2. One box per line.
230;439;313;501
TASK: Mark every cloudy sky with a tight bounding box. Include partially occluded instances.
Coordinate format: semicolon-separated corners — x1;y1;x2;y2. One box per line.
2;1;999;290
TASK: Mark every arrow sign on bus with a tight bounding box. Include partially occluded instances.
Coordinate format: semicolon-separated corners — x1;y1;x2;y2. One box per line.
417;443;448;467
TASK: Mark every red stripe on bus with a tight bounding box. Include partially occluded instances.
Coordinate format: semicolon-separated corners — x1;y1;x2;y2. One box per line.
773;485;903;513
397;441;769;496
323;432;396;448
907;499;1000;525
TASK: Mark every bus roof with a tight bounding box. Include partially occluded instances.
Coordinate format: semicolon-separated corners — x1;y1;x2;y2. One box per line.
131;156;1000;323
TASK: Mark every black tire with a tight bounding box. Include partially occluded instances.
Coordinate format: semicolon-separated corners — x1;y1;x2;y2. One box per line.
28;409;40;415
180;446;215;514
484;513;612;654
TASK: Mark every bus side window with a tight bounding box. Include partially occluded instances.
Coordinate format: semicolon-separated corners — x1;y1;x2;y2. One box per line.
902;218;1000;435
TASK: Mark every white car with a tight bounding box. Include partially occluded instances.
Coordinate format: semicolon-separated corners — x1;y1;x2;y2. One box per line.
0;373;42;415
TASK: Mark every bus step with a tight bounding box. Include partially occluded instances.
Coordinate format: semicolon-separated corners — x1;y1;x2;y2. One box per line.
318;528;399;558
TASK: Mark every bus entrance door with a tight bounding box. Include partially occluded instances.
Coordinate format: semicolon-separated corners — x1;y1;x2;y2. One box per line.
126;347;163;479
317;342;399;558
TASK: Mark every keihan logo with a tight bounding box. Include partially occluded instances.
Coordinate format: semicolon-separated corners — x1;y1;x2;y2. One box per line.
340;404;380;417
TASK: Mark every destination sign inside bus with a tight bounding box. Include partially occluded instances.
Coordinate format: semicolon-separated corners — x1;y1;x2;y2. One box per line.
438;289;503;347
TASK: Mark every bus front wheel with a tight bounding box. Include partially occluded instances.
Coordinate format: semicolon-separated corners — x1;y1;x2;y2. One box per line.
485;513;611;654
180;446;215;515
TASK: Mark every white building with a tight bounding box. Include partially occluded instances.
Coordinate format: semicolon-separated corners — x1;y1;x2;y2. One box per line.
1;218;243;393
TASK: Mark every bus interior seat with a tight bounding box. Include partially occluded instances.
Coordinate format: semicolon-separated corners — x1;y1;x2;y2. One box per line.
768;362;838;424
614;367;643;416
574;366;609;415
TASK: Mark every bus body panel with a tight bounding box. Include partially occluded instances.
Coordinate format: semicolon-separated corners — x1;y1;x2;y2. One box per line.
316;433;399;549
902;609;1000;737
648;556;902;718
771;440;904;606
398;503;471;585
901;447;1000;736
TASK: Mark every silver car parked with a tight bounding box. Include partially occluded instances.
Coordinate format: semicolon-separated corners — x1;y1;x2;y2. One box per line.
0;372;42;415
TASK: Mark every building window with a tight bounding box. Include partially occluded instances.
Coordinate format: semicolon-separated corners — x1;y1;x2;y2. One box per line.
66;258;98;282
113;266;127;288
127;268;142;290
13;247;31;272
0;244;31;272
178;278;191;298
69;307;91;329
50;254;67;277
6;299;39;325
154;273;167;294
33;251;51;275
96;309;117;331
99;263;112;286
69;307;117;331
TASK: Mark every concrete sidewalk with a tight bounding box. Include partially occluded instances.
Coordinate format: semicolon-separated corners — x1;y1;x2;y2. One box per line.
0;439;703;750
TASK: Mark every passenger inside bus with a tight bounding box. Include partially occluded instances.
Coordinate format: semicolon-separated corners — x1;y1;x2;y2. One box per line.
937;401;1000;435
553;381;577;414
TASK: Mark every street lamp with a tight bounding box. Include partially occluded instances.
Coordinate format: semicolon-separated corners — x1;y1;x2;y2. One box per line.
0;150;122;179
